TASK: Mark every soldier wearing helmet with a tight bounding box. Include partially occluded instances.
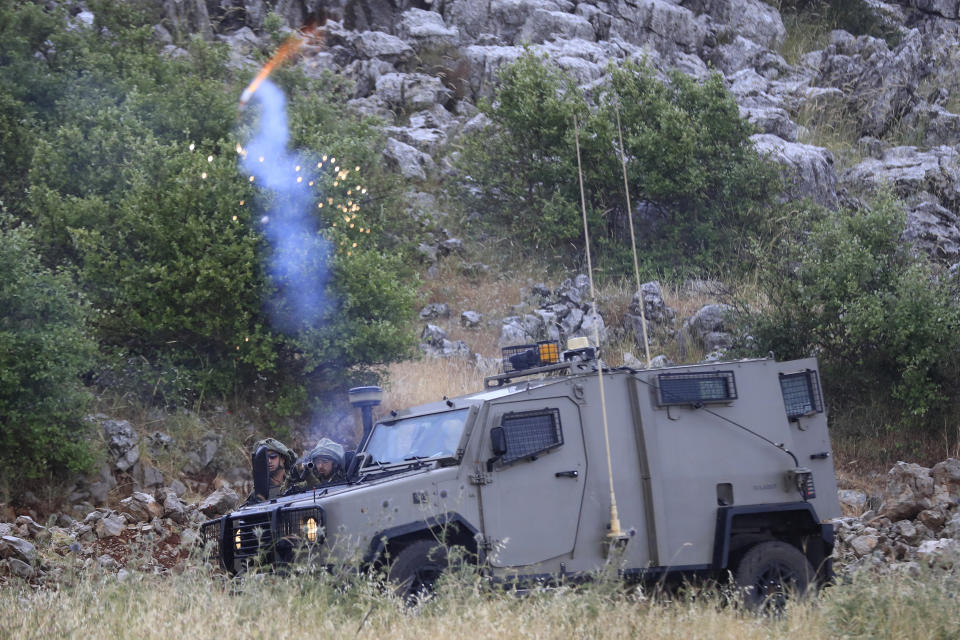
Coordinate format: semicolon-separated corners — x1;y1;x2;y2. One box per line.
250;437;297;500
296;437;346;488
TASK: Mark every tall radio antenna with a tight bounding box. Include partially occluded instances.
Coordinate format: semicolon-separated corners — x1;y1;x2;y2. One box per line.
615;108;651;367
573;115;626;553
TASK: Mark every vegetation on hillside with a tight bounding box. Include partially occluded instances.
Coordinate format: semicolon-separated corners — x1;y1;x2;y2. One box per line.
0;0;418;490
458;52;779;273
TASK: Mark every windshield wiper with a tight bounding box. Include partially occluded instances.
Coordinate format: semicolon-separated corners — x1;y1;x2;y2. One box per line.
404;455;428;461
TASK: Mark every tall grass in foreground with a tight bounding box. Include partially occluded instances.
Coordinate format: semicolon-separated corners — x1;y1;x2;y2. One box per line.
3;562;958;640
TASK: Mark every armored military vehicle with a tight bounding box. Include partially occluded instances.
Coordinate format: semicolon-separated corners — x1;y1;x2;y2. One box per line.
203;341;840;605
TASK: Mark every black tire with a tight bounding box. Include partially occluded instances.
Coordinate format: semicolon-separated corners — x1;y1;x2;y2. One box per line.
734;541;815;611
388;539;448;601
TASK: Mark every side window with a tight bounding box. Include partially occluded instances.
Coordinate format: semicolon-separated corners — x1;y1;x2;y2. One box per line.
500;409;563;464
779;370;824;420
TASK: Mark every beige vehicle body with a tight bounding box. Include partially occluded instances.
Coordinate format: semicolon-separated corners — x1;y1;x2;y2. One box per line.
204;355;841;586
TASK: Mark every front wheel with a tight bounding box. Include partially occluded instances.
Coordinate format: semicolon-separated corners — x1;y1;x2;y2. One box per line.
388;539;448;602
734;541;814;611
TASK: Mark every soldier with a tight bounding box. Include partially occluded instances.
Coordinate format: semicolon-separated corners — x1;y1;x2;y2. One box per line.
297;437;346;488
250;437;297;500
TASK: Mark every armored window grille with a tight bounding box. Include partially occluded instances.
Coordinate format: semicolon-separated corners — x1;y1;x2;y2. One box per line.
500;409;563;464
779;370;824;419
656;371;737;406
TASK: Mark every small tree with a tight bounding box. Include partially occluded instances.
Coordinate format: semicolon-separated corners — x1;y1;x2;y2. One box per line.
0;216;95;489
742;193;960;422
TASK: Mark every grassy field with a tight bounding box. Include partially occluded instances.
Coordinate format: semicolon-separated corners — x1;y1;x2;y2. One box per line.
4;560;959;640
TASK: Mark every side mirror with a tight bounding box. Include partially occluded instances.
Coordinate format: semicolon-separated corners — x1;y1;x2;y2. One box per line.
252;446;270;502
491;427;507;456
487;427;507;472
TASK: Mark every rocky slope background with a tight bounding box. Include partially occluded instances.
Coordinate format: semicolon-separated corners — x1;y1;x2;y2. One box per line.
5;0;960;583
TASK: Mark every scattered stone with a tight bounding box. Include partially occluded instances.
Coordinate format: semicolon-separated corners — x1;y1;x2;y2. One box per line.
118;492;164;523
95;514;127;539
102;419;140;472
6;557;35;579
460;310;482;328
0;536;37;564
419;303;451;320
198;487;240;518
850;534;879;557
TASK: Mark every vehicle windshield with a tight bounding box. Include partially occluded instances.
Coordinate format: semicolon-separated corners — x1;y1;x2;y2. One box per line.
364;409;469;465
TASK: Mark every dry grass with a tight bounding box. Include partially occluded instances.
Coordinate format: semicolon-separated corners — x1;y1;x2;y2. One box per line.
4;562;958;640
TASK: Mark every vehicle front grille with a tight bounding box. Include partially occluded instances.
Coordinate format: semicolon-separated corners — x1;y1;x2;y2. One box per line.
230;512;274;561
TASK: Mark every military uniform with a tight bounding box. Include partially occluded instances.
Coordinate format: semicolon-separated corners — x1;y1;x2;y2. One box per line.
249;437;297;501
291;437;346;490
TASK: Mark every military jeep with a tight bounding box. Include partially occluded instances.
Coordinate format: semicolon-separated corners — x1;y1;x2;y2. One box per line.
203;342;840;604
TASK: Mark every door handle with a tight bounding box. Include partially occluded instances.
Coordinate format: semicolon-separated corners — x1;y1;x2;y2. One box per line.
555;470;579;478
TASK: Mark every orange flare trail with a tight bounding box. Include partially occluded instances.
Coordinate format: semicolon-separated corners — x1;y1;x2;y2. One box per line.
239;33;306;105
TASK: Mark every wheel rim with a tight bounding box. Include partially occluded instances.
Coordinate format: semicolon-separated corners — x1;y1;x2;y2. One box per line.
751;561;801;608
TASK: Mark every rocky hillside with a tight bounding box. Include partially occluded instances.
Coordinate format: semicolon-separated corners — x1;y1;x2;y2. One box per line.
148;0;960;265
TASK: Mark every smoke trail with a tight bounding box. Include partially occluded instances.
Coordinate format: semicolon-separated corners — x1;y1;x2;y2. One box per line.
240;80;330;333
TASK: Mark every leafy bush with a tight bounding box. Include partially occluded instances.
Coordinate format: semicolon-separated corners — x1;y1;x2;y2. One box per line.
740;193;960;422
0;1;417;408
0;217;95;487
458;53;779;273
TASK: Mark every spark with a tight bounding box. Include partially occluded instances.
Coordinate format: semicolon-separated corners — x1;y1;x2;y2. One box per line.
207;155;214;163
236;144;244;154
366;229;371;233
308;181;314;186
261;216;270;224
189;143;195;151
322;155;328;161
295;165;301;172
355;166;360;171
232;215;238;221
297;176;303;183
239;200;245;206
259;156;264;163
201;172;208;179
318;203;323;208
249;176;255;182
352;242;357;248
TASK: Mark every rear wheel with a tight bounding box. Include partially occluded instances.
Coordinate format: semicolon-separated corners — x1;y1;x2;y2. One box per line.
734;541;814;611
388;539;448;602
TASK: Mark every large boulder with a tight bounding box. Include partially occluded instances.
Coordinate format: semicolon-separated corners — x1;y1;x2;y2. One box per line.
383;137;435;181
198;487;240;518
683;0;786;50
902;200;960;263
881;461;936;521
842;145;960;212
751;134;839;208
118;492;164;523
0;535;37;565
607;0;707;54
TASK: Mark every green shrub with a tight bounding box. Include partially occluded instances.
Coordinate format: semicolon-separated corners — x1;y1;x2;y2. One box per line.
740;193;960;422
0;216;96;487
458;53;778;273
0;1;417;409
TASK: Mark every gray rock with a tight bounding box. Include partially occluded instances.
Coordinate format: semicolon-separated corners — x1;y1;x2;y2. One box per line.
162;0;213;41
102;419;140;472
520;10;595;44
916;538;960;567
903;200;960;263
399;8;461;49
198;487;240;518
169;479;188;498
6;557;35;579
118;492;163;523
140;464;165;488
146;431;173;458
740;106;799;142
354;30;414;62
14;515;46;539
684;0;786;49
881;461;935;521
162;491;190;525
95;514;127;539
842;146;960;211
420;303;451;320
421;323;449;348
499;317;533;346
752;134;838;208
560;307;585;337
574;305;608;345
375;73;453;113
0;536;37;564
838;489;868;513
649;355;674;368
607;0;707;55
460;310;482;328
932;458;960;498
850;534;879;557
97;554;119;570
383;137;435;181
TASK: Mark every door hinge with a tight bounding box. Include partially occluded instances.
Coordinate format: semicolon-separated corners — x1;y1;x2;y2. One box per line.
469;472;493;485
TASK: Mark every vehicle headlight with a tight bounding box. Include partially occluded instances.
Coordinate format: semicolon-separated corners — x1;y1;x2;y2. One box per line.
280;507;324;545
304;516;319;543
